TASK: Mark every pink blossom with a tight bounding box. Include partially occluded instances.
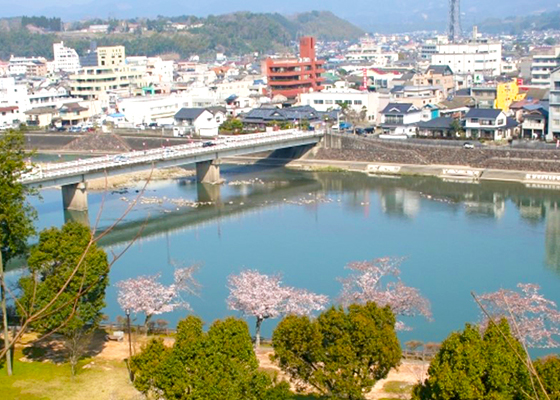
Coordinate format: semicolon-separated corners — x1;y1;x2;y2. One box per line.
478;283;560;348
339;257;432;330
116;267;198;325
227;270;328;347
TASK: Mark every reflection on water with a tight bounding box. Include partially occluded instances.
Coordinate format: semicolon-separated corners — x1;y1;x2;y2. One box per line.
16;165;560;354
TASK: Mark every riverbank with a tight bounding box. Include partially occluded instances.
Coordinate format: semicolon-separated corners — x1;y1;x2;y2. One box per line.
225;156;560;188
87;167;194;190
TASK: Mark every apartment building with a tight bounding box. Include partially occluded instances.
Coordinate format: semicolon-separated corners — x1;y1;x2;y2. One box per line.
53;42;81;73
548;67;560;141
531;46;560;87
266;37;325;99
300;88;388;123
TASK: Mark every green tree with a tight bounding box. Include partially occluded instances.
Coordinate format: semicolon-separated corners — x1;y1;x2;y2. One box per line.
220;118;244;133
412;320;531;400
450;119;464;138
272;302;402;400
18;222;110;375
535;355;560;400
131;315;292;399
0;129;37;375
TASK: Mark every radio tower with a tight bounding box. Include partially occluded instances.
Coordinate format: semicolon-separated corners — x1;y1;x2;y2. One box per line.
448;0;461;42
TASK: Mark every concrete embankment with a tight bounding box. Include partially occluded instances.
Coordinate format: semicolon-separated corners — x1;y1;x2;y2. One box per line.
225;155;560;188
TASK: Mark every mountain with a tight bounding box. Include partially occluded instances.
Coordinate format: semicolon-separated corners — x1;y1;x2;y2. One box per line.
477;11;560;34
0;0;559;33
0;11;364;60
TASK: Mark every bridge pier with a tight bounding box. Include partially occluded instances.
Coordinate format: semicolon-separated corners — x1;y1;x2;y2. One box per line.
61;182;88;212
197;183;221;204
196;159;222;184
64;209;90;227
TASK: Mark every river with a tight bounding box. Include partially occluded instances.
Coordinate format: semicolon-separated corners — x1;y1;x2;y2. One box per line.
13;164;560;355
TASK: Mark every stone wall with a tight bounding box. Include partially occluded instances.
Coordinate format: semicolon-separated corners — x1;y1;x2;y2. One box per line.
311;134;560;173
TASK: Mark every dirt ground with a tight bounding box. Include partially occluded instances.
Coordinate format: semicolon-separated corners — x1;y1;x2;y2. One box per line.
14;332;428;400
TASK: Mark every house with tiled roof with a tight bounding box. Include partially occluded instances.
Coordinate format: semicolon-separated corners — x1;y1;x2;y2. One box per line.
380;103;422;135
174;107;225;137
465;108;518;140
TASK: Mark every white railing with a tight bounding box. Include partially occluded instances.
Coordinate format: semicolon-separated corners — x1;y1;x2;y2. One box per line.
21;129;323;184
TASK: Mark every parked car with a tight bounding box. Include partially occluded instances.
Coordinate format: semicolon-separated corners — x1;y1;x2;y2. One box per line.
69;126;82;133
56;126;67;132
148;122;158;129
463;142;475;149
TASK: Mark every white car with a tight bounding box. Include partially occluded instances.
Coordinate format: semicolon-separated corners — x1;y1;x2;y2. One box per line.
463;142;475;149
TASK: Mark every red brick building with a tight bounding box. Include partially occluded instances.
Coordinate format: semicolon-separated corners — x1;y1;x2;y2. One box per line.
266;37;325;99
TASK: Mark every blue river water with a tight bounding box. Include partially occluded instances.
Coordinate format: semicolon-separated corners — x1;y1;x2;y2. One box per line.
9;164;560;355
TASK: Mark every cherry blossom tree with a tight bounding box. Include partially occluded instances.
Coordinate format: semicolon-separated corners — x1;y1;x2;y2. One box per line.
116;266;198;328
227;270;328;348
339;257;432;330
476;283;560;348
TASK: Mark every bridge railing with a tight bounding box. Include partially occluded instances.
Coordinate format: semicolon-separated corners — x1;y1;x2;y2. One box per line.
21;130;324;184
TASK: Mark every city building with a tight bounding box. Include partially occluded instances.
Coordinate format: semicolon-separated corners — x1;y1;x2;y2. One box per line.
8;56;48;77
117;94;189;125
299;88;389;124
0;106;20;127
53;42;81;73
265;37;325;99
531;46;560;87
521;107;548;140
548;67;560;141
58;102;90;126
390;85;445;108
426;29;502;77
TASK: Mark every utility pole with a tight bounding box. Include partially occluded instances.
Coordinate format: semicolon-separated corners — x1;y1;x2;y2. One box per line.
1;252;13;376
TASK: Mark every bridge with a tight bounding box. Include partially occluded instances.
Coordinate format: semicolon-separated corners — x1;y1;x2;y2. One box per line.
21;129;323;214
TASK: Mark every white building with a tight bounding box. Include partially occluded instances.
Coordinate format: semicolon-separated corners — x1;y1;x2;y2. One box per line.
0;77;30;112
344;37;398;66
430;41;502;76
531;46;560;87
126;56;174;84
0;106;21;127
53;42;81;73
174;107;225;137
548;67;560;141
300;88;388;124
117;94;189;125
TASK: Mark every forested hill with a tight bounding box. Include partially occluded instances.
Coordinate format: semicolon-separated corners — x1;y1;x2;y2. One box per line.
0;11;364;60
478;11;560;34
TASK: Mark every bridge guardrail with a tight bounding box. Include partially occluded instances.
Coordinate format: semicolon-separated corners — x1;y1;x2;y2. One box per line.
21;130;324;184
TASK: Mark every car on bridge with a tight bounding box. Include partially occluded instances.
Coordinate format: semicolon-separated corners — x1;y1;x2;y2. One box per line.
202;141;216;148
112;155;129;163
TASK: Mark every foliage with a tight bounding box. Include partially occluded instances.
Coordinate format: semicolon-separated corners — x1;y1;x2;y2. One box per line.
534;355;560;400
220;118;243;132
0;129;37;263
116;265;198;327
21;16;61;32
0;11;362;59
412;320;532;400
477;283;560;348
272;302;402;400
131;315;292;399
227;269;328;347
19;222;109;334
339;257;432;330
18;222;109;374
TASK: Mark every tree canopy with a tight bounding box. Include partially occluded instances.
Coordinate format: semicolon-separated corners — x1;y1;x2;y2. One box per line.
131;315;292;400
0;129;36;264
412;320;532;400
18;221;109;335
272;302;401;400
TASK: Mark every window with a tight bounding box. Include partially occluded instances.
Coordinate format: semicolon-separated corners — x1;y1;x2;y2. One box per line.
325;100;333;105
471;118;479;123
354;100;362;105
314;100;324;105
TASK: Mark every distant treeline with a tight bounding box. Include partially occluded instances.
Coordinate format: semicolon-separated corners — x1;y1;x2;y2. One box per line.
21;16;61;32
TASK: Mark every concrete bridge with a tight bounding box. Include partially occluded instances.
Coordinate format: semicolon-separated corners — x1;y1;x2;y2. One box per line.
21;129;323;213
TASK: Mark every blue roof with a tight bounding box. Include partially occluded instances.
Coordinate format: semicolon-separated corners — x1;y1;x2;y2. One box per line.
109;113;125;117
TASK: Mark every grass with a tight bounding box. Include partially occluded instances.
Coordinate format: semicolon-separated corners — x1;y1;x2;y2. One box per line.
383;380;414;395
0;350;140;400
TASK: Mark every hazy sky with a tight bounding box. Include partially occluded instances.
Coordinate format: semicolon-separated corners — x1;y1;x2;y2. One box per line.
1;0;559;32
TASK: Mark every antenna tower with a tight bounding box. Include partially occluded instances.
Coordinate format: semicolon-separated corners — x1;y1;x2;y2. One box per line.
448;0;461;42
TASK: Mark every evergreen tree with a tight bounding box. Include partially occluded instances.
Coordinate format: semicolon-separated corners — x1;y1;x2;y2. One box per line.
412;320;531;400
272;302;402;400
131;315;292;399
18;222;109;375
